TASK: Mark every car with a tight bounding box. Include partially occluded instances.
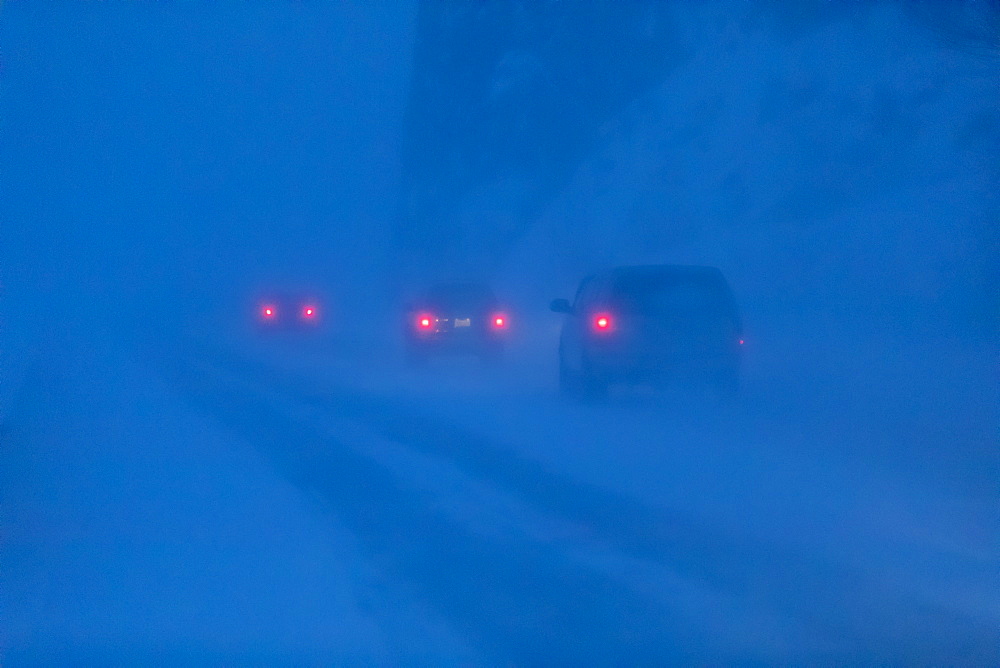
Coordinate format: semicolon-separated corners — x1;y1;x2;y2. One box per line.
550;265;743;398
404;282;509;363
254;293;324;331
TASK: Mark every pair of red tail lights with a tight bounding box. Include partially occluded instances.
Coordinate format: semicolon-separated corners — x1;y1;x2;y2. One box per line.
261;305;317;320
416;314;508;329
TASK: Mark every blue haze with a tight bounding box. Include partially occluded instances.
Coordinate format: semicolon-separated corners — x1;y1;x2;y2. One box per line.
1;1;997;663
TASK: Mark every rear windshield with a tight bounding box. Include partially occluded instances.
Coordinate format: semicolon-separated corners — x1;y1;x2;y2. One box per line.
424;284;497;310
613;274;734;318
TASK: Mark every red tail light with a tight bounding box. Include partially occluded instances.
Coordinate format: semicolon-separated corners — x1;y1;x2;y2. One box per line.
492;314;506;328
739;338;744;345
262;306;275;318
417;314;434;330
303;306;316;318
593;313;612;332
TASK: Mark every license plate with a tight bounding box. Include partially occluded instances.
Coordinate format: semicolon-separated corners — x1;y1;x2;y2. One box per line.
454;318;471;328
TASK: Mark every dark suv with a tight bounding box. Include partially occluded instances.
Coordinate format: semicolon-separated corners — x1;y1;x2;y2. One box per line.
551;265;743;397
404;282;509;363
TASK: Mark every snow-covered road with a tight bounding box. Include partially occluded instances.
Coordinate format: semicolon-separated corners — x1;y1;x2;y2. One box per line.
2;320;996;663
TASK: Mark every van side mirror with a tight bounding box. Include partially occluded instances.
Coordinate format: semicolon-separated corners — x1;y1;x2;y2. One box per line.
550;298;573;314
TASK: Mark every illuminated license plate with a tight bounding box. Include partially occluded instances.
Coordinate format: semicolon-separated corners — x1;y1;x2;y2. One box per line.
454;318;471;328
